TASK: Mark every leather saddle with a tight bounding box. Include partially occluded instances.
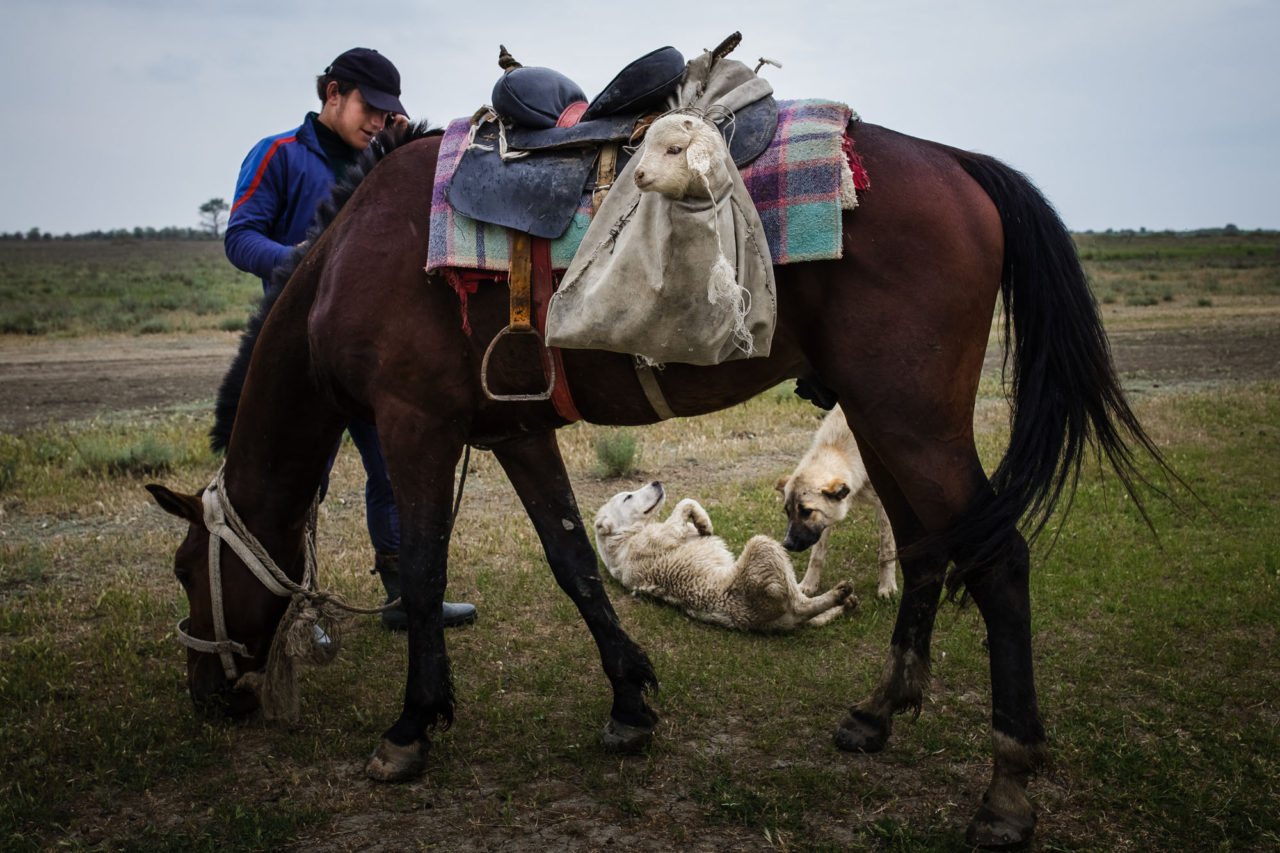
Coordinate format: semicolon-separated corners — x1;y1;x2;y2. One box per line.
447;45;777;239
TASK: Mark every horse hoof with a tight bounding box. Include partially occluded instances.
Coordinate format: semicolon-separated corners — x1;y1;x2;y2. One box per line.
833;709;891;753
602;718;654;753
364;738;428;782
965;801;1036;849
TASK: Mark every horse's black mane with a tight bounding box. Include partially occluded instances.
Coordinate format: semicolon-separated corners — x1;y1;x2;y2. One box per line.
210;121;443;452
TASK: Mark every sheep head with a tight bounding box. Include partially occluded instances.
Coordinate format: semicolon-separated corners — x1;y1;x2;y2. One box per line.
633;113;729;199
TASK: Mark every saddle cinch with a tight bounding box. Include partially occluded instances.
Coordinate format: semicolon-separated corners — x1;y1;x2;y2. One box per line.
447;42;779;239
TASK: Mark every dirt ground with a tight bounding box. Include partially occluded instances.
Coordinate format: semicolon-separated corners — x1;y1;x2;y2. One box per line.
0;333;242;431
0;308;1276;432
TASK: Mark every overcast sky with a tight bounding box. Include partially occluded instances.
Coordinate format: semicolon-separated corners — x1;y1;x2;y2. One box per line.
3;0;1277;235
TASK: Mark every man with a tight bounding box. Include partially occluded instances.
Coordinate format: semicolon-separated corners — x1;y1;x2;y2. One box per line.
225;47;476;630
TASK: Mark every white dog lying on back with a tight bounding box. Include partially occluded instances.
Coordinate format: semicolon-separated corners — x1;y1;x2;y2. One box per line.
776;405;899;599
593;482;857;631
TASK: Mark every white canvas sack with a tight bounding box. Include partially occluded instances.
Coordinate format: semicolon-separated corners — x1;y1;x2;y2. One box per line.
545;115;775;366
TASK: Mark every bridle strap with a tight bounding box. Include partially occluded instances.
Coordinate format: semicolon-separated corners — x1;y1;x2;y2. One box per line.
206;520;240;679
203;471;309;599
175;616;248;660
181;450;474;682
190;468;317;681
183;466;392;681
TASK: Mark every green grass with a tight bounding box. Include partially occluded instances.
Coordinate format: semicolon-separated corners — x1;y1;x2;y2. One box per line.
0;240;260;336
1;382;1277;850
1075;230;1280;306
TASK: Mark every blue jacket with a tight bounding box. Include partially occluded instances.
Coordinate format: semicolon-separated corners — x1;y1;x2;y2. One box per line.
225;114;340;290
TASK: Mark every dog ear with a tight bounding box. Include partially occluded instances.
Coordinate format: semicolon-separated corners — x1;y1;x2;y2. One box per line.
774;475;790;494
685;121;719;178
822;481;852;502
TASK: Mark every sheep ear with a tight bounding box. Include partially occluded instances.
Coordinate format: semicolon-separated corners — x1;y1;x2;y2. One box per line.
686;129;717;177
595;518;614;536
774;475;790;494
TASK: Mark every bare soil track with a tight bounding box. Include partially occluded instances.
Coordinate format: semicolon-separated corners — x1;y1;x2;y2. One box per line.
0;316;1275;431
0;333;240;431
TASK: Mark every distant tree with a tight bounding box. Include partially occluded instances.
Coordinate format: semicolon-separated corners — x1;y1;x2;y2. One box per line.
26;227;41;240
199;197;229;237
1224;223;1239;235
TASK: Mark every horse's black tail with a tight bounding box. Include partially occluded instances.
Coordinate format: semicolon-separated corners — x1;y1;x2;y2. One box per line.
946;150;1176;590
209;121;442;452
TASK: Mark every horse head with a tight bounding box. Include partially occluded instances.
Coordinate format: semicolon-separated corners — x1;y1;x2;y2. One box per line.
147;482;297;717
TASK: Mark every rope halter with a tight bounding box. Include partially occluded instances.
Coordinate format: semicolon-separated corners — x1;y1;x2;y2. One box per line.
177;466;392;685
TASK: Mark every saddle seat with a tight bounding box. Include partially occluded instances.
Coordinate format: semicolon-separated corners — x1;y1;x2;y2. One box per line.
495;45;686;150
446;45;777;239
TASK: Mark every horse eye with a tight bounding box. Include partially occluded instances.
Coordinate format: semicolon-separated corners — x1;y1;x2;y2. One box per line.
666;145;682;155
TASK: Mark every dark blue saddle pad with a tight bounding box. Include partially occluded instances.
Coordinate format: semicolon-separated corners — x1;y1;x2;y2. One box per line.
446;46;777;239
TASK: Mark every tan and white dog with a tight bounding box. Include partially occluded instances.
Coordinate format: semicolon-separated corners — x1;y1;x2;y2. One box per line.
593;482;857;631
776;405;899;599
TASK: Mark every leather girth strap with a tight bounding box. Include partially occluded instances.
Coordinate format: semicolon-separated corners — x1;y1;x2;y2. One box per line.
529;237;582;423
633;360;676;420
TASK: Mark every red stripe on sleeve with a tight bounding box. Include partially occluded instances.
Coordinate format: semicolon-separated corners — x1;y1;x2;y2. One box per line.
230;135;297;215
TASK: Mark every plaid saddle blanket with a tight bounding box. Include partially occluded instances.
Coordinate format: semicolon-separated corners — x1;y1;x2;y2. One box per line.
426;99;867;274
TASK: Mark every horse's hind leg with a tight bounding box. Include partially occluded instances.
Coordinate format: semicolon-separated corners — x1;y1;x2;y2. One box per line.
492;432;659;749
843;439;1044;847
961;530;1046;847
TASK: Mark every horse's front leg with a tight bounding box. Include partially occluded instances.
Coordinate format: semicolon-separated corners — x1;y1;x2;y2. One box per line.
364;428;464;782
961;530;1046;848
493;432;659;750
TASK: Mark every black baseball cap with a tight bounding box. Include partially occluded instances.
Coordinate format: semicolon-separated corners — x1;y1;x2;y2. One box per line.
325;47;407;116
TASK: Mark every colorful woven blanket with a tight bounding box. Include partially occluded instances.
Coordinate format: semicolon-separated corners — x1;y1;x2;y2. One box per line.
426;99;864;273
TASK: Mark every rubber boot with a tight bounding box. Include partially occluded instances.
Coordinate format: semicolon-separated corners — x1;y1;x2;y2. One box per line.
373;551;477;630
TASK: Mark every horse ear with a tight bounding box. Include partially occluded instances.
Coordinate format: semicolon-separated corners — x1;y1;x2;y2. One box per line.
147;484;203;525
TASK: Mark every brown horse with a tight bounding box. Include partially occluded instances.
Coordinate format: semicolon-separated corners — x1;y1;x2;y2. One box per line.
148;120;1165;847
